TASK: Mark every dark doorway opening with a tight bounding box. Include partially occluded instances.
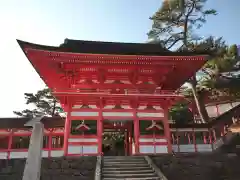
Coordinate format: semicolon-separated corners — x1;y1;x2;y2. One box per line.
102;121;132;156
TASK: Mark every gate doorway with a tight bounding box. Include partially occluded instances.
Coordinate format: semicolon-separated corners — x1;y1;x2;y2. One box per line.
102;121;133;156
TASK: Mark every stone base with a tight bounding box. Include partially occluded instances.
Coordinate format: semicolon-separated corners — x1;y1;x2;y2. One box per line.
151;153;240;180
0;156;97;180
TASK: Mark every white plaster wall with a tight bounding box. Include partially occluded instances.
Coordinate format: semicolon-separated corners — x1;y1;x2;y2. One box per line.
139;145;154;154
206;106;217;117
68;145;82;154
206;101;240;118
139;145;168;154
196;144;212;152
10;152;28;159
83;145;98;153
68;145;98;154
232;102;240;107
156;145;168;153
137;112;164;118
218;103;232;115
68;138;97;142
0;150;64;159
71;112;99;116
139;138;167;142
0;152;7;159
206;102;240;117
103;112;133;117
51;150;64;157
179;145;195;152
42;150;48;158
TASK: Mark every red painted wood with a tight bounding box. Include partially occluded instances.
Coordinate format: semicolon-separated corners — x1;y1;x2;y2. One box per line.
7;130;13;159
63;105;71;156
69;135;97;138
17;43;210;156
133;109;139;154
68;142;98;145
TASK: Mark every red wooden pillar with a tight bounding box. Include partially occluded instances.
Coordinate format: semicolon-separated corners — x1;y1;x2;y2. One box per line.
192;129;197;152
98;99;104;155
133;109;139;154
97;118;103;155
124;131;128;155
129;126;132;155
7;129;13;159
164;107;172;153
63;104;72;156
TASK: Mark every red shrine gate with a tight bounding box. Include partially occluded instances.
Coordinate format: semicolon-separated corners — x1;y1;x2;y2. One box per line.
17;39;208;156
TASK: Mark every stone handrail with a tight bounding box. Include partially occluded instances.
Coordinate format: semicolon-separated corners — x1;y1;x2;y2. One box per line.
94;155;102;180
144;156;168;180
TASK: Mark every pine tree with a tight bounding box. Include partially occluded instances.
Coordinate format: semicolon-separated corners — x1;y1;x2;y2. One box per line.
14;88;63;118
148;0;217;123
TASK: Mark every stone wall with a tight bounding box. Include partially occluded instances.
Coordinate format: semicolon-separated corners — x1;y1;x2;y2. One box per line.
151;153;240;180
0;156;96;180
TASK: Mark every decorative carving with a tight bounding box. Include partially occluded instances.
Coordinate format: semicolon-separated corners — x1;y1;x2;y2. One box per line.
145;120;164;131
75;121;90;131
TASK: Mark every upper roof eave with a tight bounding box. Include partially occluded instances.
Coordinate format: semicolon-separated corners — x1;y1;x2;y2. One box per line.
17;39;211;57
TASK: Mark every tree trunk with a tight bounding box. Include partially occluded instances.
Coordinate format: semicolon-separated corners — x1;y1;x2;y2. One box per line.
51;100;56;117
182;3;209;123
188;77;209;123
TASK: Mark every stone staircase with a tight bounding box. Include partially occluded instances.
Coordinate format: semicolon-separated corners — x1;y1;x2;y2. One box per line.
101;156;161;180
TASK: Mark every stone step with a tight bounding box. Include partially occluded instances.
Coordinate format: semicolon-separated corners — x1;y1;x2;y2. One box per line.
103;158;146;162
102;169;155;174
103;156;144;159
103;166;152;171
103;163;149;167
102;156;160;180
104;161;147;165
102;173;159;178
102;177;160;180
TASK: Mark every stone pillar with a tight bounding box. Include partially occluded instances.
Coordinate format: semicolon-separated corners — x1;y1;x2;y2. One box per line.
22;117;44;180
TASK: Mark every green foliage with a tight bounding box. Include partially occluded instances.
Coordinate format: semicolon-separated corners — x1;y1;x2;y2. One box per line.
103;132;124;142
169;101;194;124
13;88;63;118
199;39;240;97
148;0;217;49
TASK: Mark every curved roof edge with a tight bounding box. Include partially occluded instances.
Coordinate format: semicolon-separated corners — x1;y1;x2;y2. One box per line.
17;39;211;56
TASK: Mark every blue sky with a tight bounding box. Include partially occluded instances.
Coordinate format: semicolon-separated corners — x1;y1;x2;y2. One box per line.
0;0;239;117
